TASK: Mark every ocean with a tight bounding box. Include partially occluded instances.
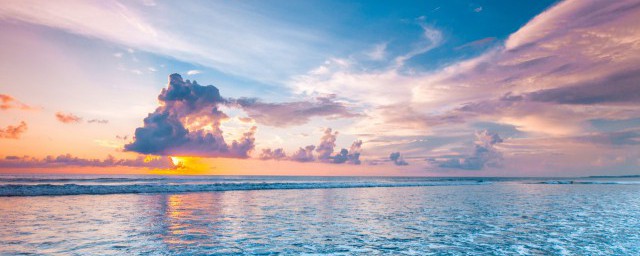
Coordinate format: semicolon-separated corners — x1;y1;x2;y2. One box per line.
1;175;639;255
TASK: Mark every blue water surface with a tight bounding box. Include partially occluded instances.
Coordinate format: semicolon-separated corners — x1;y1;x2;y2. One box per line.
0;175;639;255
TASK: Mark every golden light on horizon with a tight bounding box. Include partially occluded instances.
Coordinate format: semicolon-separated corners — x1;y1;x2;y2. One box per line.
163;156;210;174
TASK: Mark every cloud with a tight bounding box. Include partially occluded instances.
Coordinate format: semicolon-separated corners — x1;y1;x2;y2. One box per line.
88;119;109;124
430;130;503;170
0;154;174;169
454;37;496;50
394;23;443;66
289;24;444;107
231;95;361;127
55;112;83;124
56;113;109;124
523;69;640;105
316;128;338;161
389;152;408;166
186;70;201;76
332;140;363;164
259;148;287;160
0;94;32;110
259;128;362;165
125;74;256;157
0;0;328;82
572;130;640;146
366;43;387;60
289;145;316;162
0;121;27;139
326;0;640;145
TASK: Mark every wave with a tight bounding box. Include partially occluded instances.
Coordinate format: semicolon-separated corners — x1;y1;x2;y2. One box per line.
0;181;487;197
534;180;640;185
0;177;168;183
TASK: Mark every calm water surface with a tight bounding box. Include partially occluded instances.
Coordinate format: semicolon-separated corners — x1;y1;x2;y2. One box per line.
1;176;639;255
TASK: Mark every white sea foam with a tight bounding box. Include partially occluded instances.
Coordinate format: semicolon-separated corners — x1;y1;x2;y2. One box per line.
0;181;488;196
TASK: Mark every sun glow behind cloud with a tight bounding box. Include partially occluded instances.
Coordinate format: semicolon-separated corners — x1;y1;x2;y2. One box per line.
167;156;209;174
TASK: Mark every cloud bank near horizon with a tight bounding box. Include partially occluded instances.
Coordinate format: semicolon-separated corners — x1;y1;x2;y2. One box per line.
260;128;363;165
0;154;174;169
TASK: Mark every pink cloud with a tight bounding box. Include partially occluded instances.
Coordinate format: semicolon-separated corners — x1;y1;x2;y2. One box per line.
55;112;83;124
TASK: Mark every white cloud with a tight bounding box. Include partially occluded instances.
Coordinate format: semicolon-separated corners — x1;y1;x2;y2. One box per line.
366;43;387;60
288;0;640;169
0;0;328;83
186;70;201;76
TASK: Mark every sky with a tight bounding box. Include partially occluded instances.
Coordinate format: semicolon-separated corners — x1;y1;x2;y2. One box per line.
1;0;639;177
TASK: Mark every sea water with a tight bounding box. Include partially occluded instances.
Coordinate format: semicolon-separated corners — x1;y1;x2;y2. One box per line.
0;175;639;255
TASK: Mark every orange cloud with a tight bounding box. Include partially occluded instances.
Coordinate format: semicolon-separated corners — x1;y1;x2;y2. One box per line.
0;94;32;110
55;112;83;124
0;121;28;139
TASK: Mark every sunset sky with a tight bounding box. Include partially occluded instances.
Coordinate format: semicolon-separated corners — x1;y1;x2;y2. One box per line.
1;0;639;176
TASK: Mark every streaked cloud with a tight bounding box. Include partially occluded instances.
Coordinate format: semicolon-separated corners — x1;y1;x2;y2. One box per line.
55;112;83;124
186;70;201;76
0;154;174;169
231;95;361;127
0;0;328;82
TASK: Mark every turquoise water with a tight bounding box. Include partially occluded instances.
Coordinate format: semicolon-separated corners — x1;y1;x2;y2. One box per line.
1;175;639;255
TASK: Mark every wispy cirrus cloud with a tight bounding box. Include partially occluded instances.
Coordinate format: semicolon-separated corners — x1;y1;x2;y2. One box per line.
0;0;328;82
231;95;362;127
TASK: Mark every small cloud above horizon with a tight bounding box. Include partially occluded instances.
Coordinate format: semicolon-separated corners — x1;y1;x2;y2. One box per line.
55;112;83;124
0;121;28;139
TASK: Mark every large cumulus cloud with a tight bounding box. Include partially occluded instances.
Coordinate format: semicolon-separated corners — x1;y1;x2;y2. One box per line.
125;74;256;157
